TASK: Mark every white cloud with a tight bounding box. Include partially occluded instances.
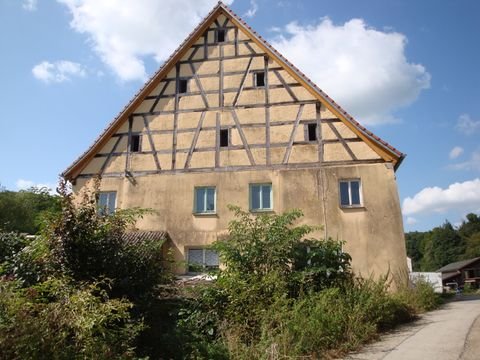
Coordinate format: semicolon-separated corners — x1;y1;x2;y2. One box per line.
16;179;57;194
271;18;431;125
57;0;233;82
450;150;480;172
402;179;480;216
449;146;464;159
22;0;37;11
456;114;480;135
406;217;418;225
32;60;87;83
244;0;258;18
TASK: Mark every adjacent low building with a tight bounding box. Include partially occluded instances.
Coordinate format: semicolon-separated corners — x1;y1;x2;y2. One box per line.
62;2;408;277
438;257;480;289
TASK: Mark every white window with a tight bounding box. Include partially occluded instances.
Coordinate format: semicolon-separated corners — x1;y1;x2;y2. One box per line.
339;179;362;207
194;187;216;214
250;183;272;211
98;191;116;215
188;248;219;272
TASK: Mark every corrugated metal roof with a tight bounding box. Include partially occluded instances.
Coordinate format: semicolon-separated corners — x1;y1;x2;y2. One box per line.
437;257;480;273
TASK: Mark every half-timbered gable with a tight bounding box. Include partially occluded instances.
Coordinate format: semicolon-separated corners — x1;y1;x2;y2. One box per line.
63;2;407;278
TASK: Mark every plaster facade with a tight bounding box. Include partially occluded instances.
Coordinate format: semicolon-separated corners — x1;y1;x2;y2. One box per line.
65;3;407;278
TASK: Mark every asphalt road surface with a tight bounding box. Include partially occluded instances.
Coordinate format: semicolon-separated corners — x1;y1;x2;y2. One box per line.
345;295;480;360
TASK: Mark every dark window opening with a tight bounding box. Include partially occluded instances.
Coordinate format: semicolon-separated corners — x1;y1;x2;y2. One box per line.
130;134;141;152
179;79;188;94
216;28;226;43
307;123;317;141
220;128;229;147
255;72;265;87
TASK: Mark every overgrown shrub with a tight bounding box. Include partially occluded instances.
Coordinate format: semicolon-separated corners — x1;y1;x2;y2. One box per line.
0;277;142;359
42;180;171;300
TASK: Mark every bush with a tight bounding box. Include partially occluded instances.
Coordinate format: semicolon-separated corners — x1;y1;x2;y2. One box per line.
0;277;142;359
42;179;171;300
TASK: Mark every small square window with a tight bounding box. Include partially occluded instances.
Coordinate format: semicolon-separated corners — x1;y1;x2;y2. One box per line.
220;128;229;147
254;71;265;87
216;28;226;43
130;134;141;152
188;248;219;272
250;183;272;211
339;180;362;207
306;123;317;142
178;79;188;94
194;186;216;214
97;191;116;215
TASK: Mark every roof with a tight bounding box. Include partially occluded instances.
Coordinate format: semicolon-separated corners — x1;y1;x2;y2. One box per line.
121;231;168;253
62;1;405;180
437;257;480;273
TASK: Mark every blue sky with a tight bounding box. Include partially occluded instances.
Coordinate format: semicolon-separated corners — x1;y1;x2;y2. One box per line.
1;0;479;232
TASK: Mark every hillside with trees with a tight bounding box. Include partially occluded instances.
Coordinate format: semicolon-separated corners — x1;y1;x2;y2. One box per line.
406;213;480;271
0;184;60;234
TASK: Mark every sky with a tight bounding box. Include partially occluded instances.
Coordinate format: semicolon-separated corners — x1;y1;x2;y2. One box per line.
0;0;479;232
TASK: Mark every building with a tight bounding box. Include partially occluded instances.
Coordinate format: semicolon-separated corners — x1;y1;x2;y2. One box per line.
438;257;480;289
62;2;407;277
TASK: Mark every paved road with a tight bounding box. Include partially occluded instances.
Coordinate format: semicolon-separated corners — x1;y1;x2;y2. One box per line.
345;295;480;360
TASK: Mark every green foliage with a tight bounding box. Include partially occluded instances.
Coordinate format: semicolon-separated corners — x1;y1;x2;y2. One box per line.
0;277;142;359
0;186;60;234
42;180;171;300
174;208;442;359
405;214;480;271
0;231;28;272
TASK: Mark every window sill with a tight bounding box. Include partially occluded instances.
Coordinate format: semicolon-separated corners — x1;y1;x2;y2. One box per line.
250;209;274;214
340;205;366;211
192;212;218;217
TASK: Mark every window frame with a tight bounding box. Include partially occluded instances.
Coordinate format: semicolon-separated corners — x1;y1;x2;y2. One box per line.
193;186;217;215
187;247;220;273
304;122;318;142
339;179;363;208
178;78;189;94
219;127;230;148
253;71;266;88
249;183;273;212
97;191;117;215
215;28;227;43
130;133;142;153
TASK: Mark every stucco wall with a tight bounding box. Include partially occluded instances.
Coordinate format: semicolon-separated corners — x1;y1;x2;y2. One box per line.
74;162;407;278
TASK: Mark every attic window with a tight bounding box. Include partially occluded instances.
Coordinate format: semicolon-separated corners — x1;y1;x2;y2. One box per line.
130;134;141;152
307;123;317;141
178;79;188;94
220;128;229;147
216;28;226;43
254;71;265;87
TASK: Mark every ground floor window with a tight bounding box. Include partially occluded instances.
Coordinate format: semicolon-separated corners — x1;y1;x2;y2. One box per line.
97;191;116;215
250;183;272;211
187;248;219;272
339;179;362;207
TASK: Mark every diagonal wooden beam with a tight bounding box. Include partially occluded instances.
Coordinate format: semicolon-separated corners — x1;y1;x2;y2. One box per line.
222;16;229;27
184;112;206;169
214;19;221;28
188;46;199;61
274;69;298;102
232;57;253;106
327;122;358;160
231;110;256;166
142;115;161;170
100;135;122;175
283;104;305;164
244;42;256;55
149;80;170;113
189;62;209;108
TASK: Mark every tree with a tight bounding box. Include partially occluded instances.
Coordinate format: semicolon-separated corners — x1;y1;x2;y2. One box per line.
0;187;60;234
